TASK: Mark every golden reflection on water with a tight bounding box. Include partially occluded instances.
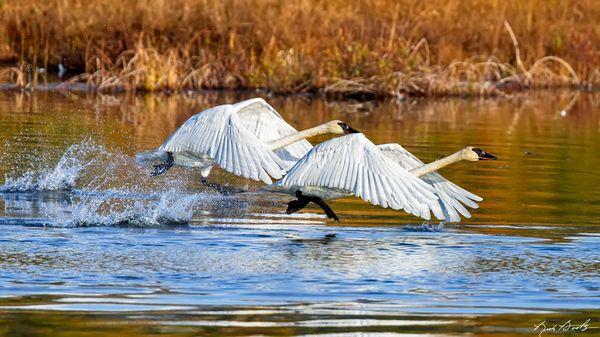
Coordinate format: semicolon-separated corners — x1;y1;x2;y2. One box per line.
1;90;598;238
0;298;598;337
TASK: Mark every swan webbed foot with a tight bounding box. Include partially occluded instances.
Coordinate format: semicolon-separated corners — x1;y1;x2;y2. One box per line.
286;190;340;222
150;151;174;176
286;195;310;214
151;164;169;176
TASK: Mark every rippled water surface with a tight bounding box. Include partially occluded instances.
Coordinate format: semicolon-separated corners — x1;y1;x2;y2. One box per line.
0;91;598;336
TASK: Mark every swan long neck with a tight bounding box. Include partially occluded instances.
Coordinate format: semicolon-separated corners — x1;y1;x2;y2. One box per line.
267;123;333;151
409;150;466;177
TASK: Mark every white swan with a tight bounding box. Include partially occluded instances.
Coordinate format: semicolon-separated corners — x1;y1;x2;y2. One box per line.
378;144;496;222
269;133;496;222
271;133;447;221
135;98;358;184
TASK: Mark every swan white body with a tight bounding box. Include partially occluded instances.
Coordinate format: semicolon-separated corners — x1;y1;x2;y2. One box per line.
272;133;447;221
136;98;317;184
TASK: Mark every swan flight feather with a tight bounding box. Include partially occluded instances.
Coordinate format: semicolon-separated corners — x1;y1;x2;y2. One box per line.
234;98;313;167
377;143;482;222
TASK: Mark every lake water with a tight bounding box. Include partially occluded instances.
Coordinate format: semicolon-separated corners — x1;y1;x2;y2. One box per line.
0;90;598;336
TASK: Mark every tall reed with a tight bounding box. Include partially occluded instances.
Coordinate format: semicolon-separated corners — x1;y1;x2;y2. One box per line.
1;0;598;96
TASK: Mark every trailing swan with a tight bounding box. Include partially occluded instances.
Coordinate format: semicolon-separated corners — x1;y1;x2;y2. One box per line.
135;98;358;185
269;133;496;222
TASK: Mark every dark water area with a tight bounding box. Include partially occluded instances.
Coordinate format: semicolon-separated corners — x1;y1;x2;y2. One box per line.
0;91;598;336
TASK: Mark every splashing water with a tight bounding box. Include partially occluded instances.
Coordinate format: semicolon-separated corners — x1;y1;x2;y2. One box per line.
0;140;107;192
46;190;205;227
1;139;212;227
1;139;249;226
403;223;445;232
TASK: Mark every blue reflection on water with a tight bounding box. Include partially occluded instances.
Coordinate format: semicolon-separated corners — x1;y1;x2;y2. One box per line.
0;209;598;314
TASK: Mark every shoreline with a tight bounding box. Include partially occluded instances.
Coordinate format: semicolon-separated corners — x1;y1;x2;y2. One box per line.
0;79;595;102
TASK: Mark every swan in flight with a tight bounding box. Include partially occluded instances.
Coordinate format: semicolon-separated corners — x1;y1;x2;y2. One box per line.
271;133;447;222
270;133;496;222
378;144;496;222
135;98;358;185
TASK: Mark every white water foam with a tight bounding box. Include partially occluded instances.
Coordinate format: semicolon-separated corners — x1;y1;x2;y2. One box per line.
1;140;249;227
403;223;445;232
0;140;107;192
45;190;205;227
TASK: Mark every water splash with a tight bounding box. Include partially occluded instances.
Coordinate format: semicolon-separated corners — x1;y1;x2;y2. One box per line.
46;190;205;227
0;140;107;192
1;139;247;227
403;223;445;232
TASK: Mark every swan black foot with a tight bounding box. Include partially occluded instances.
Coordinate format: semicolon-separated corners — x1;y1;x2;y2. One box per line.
150;152;174;176
200;177;245;195
286;190;340;222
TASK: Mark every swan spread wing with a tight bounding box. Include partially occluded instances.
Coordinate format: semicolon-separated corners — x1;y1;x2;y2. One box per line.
277;134;445;220
233;98;313;168
378;143;482;222
159;103;287;184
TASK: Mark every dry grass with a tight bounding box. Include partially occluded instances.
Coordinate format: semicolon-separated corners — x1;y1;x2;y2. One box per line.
0;0;598;97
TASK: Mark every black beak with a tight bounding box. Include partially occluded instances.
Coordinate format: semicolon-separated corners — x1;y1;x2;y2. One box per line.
338;122;360;134
344;126;360;134
473;148;497;160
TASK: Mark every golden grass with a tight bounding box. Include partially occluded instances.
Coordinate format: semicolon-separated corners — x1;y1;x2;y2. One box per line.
0;0;598;96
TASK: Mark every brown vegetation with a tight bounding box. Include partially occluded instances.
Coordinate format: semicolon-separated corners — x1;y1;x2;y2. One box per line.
0;0;598;97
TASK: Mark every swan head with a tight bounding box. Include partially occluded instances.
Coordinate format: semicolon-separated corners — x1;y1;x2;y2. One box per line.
326;120;360;134
463;147;497;161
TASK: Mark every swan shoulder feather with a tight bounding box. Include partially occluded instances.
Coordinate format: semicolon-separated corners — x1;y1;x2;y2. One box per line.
277;134;445;220
378;143;483;222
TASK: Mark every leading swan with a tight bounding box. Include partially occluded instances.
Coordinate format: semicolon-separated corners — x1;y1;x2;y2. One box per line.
136;98;358;184
270;133;496;222
272;132;448;221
